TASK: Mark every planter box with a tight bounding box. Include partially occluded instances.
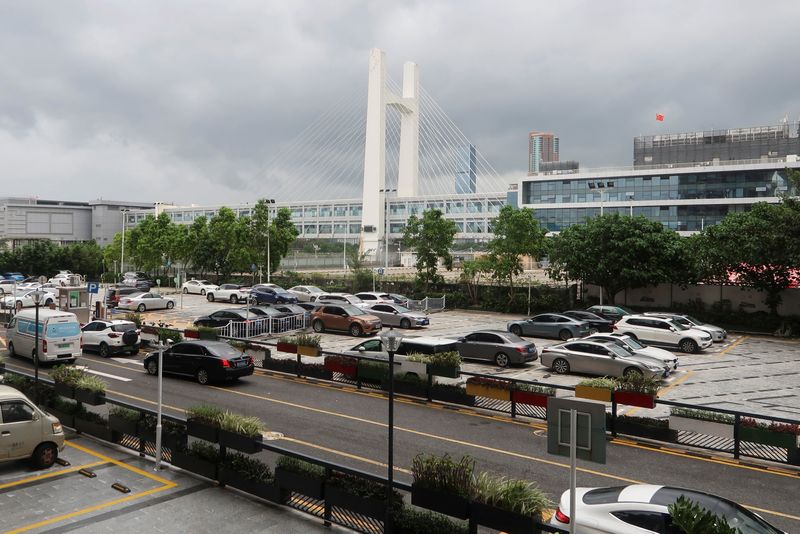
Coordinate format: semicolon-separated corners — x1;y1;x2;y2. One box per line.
54;382;74;399
184;329;200;339
187;419;219;443
384;380;427;398
430;387;475;407
262;358;297;374
198;331;218;341
164;432;188;451
324;359;357;378
75;417;114;441
46;406;75;428
615;419;677;442
470;501;541;534
219;429;263;454
358;362;390;382
277;342;298;354
171;450;218;480
614;391;656;409
275;467;324;499
301;365;333;380
428;364;460;378
326;485;386;519
575;385;612;403
411;484;469;519
739;426;798;448
297;345;321;357
74;388;106;406
669;415;734;440
465;382;511;402
108;414;139;436
511;390;551;408
218;467;283;502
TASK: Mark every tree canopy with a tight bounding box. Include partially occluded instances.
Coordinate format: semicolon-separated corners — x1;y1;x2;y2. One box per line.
402;209;458;287
485;205;547;297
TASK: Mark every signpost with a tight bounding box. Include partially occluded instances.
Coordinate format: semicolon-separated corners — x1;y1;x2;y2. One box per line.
87;282;99;320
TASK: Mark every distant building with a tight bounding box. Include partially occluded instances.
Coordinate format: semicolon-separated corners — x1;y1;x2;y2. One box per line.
634;121;800;167
528;131;559;174
455;144;477;194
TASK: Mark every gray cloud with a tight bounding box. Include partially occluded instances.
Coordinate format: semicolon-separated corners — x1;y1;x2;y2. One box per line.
1;1;799;205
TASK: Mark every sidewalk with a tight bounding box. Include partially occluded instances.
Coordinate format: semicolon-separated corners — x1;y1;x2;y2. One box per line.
0;432;348;534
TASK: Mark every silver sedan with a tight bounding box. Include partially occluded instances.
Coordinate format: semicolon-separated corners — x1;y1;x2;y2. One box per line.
541;340;667;378
361;303;430;328
117;292;176;312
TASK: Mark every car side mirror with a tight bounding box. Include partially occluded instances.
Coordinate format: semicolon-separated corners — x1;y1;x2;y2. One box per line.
32;412;40;421
393;311;398;315
358;347;365;352
669;327;676;332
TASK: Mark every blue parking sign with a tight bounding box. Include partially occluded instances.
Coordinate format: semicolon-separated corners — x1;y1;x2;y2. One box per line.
87;282;99;294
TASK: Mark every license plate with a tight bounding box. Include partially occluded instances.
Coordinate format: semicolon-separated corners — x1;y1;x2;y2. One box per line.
235;361;246;368
58;343;71;348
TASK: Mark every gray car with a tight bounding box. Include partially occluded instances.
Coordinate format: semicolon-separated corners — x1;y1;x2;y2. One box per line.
540;340;667;378
361;302;430;328
507;313;590;341
644;312;727;342
455;330;537;368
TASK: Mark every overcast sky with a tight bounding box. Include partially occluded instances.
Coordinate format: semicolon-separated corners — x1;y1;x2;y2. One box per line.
2;1;799;205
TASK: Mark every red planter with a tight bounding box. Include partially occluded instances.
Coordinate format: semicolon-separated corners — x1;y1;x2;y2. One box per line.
184;329;200;339
511;390;550;408
324;359;357;378
614;391;656;409
277;342;298;354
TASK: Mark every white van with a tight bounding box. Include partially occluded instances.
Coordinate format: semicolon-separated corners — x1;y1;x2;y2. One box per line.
0;385;65;468
6;309;82;363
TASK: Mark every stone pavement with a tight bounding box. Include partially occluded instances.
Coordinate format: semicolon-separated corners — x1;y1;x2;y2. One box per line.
0;432;349;534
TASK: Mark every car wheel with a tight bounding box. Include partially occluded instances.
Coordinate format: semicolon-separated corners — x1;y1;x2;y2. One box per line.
624;367;643;378
128;348;139;356
207;293;215;302
509;324;523;336
313;320;325;333
349;323;362;337
196;368;210;385
182;287;188;294
400;318;411;329
229;295;237;303
680;338;699;353
32;443;58;469
200;289;206;296
137;304;146;312
7;341;15;356
166;301;175;309
146;360;158;375
45;299;53;306
552;358;570;374
588;327;599;335
99;343;110;358
558;329;572;341
310;296;316;302
494;352;510;368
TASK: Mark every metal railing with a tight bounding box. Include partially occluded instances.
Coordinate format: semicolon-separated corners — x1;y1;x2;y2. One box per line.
405;296;446;312
214;313;307;339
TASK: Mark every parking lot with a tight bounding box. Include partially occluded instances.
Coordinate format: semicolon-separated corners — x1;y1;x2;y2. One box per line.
103;290;800;419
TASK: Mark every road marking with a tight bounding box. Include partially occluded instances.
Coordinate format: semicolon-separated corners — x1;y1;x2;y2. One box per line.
107;389;185;413
111;357;143;365
0;460;107;490
280;436;412;475
715;335;747;358
83;369;132;382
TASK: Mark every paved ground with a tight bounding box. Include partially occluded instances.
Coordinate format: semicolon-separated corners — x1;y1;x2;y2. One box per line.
0;432;344;534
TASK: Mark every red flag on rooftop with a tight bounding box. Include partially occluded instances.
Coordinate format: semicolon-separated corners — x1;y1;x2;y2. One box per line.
656;113;665;121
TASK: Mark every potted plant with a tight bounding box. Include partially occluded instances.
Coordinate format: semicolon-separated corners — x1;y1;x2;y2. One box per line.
163;419;188;450
218;412;264;454
276;336;298;354
669;407;734;440
739;418;800;449
411;454;474;519
430;383;475;406
218;451;282;502
614;375;661;409
326;471;400;520
171;441;220;480
275;456;326;499
295;333;322;357
614;415;677;442
50;365;83;399
324;355;358;378
184;327;200;339
427;351;462;378
358;360;390;383
186;404;224;443
470;472;551;534
511;383;556;408
73;375;107;406
392;506;469;534
109;406;140;436
575;377;615;403
74;408;113;441
196;326;218;340
45;397;80;428
465;376;511;402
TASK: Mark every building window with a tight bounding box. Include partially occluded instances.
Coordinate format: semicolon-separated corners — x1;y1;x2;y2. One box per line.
389;223;405;234
349;223;361;234
319;206;332;217
349;205;363;216
334;223;348;234
318;224;332;234
291;207;303;218
304;207;317;218
334;206;347;216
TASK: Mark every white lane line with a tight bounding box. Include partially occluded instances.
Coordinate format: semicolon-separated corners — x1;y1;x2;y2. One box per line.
111;358;143;365
84;369;132;382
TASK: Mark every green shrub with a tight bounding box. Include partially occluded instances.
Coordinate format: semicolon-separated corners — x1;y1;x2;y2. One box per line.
472;472;551;519
615;374;662;396
75;374;106;393
578;377;616;390
670;407;734;425
295;333;322;349
668;495;742;533
219;413;263;438
109;406;140;422
411;454;474;499
516;383;556;396
124;313;143;328
187;404;225;426
327;471;400;503
406;351;461;368
222;451;273;483
276;456;326;478
188;441;220;462
51;365;85;386
392;507;469;534
159;328;183;344
615;414;668;429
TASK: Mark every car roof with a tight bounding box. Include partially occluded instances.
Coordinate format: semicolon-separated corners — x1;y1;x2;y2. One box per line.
398;336;459;345
174;340;235;349
0;385;31;401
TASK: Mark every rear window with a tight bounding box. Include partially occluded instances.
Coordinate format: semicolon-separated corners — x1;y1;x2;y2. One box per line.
112;323;137;333
46;322;81;337
582;486;625;504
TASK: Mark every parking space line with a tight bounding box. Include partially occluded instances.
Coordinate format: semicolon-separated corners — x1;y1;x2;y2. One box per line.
0;460;107;490
65;440;176;486
715;335;747;358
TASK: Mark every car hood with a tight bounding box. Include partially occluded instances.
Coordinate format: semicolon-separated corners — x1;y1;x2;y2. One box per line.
635;346;677;362
624;353;669;369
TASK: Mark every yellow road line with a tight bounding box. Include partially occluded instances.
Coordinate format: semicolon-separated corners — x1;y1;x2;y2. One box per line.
66;440;176;486
280;436;412;475
716;335;747;358
0;460;106;490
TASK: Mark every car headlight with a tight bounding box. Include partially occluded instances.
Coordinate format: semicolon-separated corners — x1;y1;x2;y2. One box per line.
647;366;662;371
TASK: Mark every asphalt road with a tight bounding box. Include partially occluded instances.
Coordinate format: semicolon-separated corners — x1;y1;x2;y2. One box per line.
2;345;798;533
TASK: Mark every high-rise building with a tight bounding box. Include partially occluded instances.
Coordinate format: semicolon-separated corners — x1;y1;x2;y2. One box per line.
528;131;559;174
455;144;477;194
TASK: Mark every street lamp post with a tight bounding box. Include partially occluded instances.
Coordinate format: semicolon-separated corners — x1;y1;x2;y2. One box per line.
154;339;166;470
380;327;401;533
120;209;129;280
265;199;275;284
31;290;45;405
587;181;615;217
626;191;635;217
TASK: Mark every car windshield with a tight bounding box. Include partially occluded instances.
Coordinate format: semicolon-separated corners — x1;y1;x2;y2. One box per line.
46;322;81;337
685;315;704;325
348;296;364;304
275;290;293;297
608;344;632;358
622;337;644;350
306;286;323;293
393;305;411;313
617;306;635;314
669;320;689;331
342;305;366;315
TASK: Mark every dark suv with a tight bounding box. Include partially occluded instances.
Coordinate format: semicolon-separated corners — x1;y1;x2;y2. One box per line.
106;286;143;308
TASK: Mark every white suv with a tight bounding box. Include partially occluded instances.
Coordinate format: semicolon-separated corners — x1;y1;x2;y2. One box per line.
81;320;141;357
615;315;712;353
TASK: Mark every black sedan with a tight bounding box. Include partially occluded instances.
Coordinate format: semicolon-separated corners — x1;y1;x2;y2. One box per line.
562;310;614;333
143;340;254;385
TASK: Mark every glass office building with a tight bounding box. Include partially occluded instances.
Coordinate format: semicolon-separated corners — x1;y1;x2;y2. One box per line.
455;144;477;194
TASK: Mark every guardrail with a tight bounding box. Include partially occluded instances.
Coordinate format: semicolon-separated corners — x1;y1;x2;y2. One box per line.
214;313;307;339
405;296;446;312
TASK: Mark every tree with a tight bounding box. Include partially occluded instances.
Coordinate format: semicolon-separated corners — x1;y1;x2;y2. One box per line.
207;207;240;281
402;209;458;288
695;201;800;314
668;495;741;534
547;214;684;304
184;216;214;276
459;256;493;305
485;205;547;298
269;207;300;274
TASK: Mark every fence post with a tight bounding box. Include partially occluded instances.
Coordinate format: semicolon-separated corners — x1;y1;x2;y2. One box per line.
443;294;446;310
610;396;617;438
423;297;429;311
733;413;740;460
296;353;301;378
510;381;517;418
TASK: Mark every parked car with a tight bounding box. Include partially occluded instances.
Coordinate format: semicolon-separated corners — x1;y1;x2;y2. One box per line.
262;303;307;317
249;284;299;304
122;272;154;289
355;292;394;304
507;313;590;341
310;304;382;337
81;319;141;357
316;293;365;306
345;336;459;359
206;283;251;303
2;272;25;282
551;484;785;534
388;293;410;305
562;310;614;333
0;385;65;468
117;292;176;312
1;289;56;310
105;286;143;309
585;333;679;371
455;330;537;368
297;301;323;313
585;305;635;323
194;308;261;328
16;282;42;291
143;340;254;385
361;302;429;329
540;340;668;378
644;312;727;342
287;285;326;302
182;279;220;295
615;315;712;353
5;308;82;364
0;279;18;294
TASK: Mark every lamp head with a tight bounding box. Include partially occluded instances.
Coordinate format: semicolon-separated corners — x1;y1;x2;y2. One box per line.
381;327;401;352
31;290;45;305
